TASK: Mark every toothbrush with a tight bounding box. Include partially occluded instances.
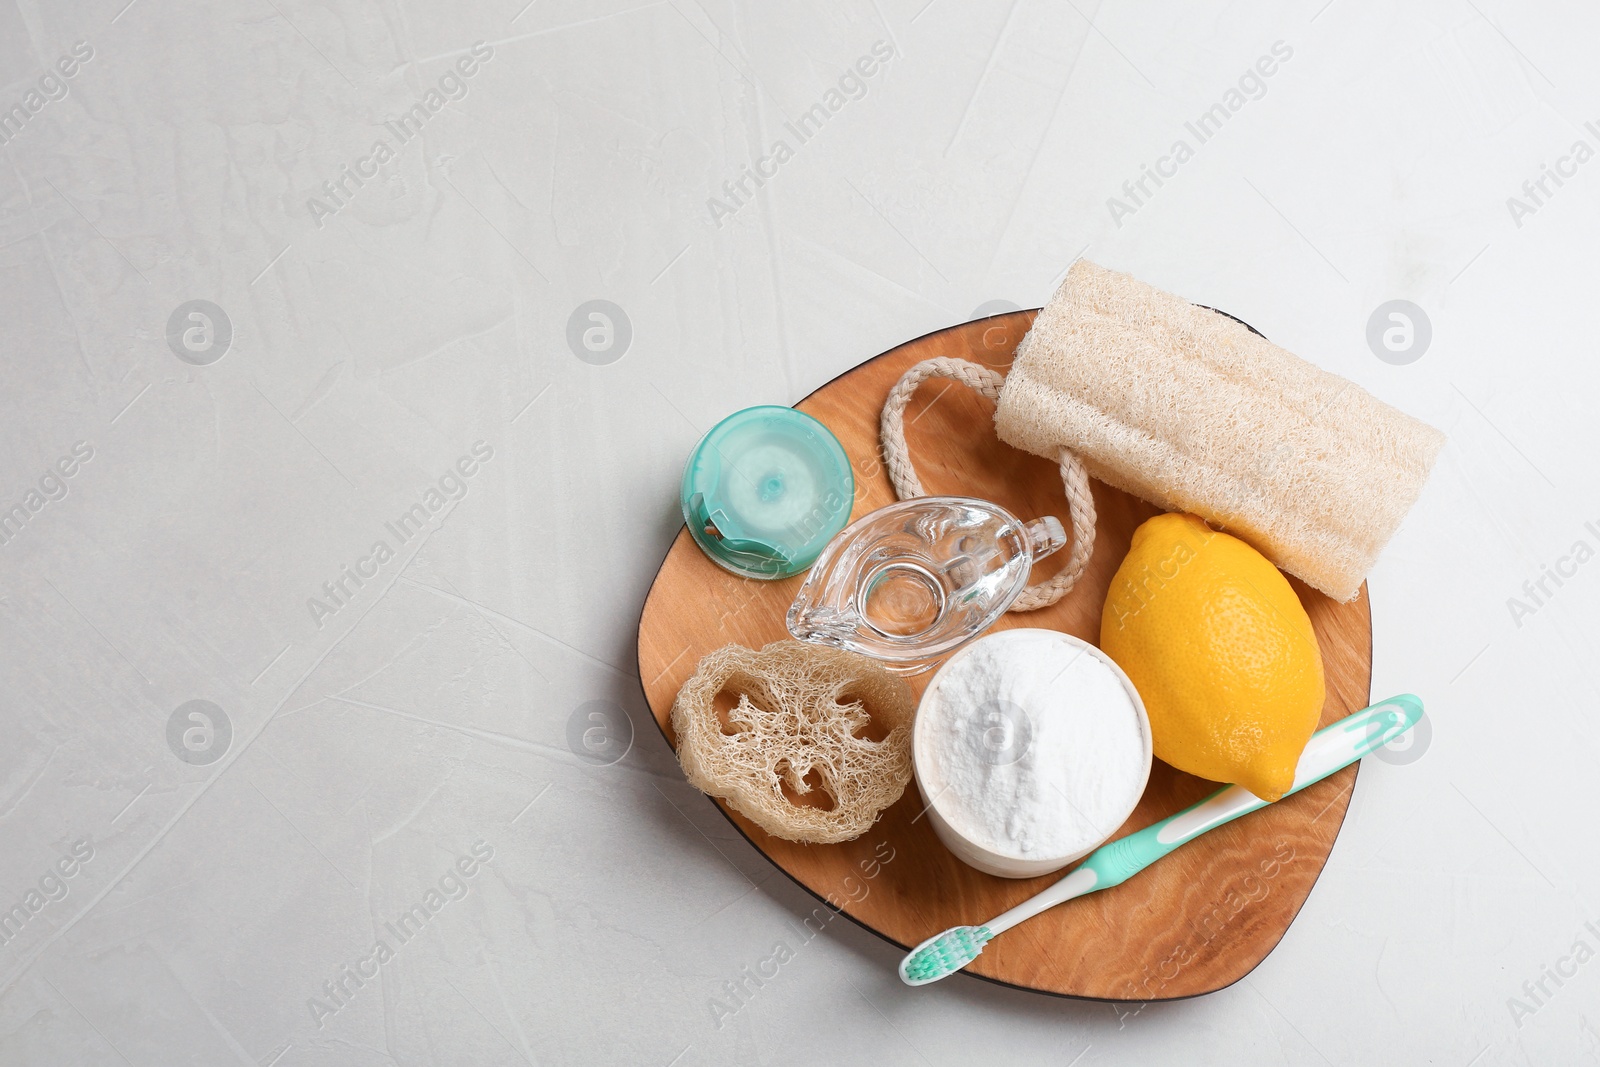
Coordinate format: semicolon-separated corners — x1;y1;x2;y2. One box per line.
899;695;1424;986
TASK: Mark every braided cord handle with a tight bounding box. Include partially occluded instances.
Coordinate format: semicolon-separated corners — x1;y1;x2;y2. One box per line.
878;357;1095;612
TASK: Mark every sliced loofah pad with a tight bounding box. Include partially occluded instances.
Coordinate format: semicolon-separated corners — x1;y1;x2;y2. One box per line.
995;260;1445;602
671;641;915;844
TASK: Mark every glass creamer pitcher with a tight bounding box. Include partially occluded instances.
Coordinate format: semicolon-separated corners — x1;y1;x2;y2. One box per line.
786;496;1067;674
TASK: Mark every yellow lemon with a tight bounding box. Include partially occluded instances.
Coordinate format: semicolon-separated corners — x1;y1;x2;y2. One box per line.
1099;513;1324;802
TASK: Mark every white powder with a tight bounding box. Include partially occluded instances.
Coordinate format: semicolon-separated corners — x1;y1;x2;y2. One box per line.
918;629;1150;860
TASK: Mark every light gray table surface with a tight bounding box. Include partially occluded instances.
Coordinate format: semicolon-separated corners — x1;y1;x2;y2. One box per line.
0;0;1592;1063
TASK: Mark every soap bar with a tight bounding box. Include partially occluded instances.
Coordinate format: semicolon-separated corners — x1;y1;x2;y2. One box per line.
995;260;1445;601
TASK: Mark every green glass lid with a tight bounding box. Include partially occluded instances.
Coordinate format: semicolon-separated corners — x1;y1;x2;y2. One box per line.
680;406;854;580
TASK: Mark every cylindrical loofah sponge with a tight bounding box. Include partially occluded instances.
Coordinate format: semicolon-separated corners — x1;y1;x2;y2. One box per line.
994;260;1445;602
671;641;915;844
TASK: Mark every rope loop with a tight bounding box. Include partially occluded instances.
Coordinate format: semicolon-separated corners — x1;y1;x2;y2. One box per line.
879;357;1095;611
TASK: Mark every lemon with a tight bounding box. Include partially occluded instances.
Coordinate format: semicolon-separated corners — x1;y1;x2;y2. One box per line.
1099;513;1324;802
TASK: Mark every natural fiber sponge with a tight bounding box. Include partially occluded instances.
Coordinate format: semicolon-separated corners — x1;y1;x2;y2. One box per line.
671;641;915;844
995;260;1445;602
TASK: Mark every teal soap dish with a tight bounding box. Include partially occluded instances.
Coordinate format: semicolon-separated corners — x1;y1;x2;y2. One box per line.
680;406;854;580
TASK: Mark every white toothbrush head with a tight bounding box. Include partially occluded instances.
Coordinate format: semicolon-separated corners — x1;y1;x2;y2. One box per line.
899;925;993;986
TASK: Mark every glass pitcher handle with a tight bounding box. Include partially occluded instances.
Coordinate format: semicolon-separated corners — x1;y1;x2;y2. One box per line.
1023;516;1067;562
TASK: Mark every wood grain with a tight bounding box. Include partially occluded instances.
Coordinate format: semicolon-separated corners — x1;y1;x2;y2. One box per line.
636;311;1373;1000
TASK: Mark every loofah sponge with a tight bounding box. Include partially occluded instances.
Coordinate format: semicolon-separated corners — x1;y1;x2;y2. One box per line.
994;260;1445;602
671;641;916;844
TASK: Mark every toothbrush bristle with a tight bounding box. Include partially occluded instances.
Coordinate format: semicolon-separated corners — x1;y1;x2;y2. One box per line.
899;926;992;985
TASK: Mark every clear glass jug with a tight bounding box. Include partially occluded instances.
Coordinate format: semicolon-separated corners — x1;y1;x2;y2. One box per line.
786;496;1067;674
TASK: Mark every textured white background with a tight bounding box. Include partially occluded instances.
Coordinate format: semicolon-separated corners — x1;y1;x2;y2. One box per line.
0;0;1595;1063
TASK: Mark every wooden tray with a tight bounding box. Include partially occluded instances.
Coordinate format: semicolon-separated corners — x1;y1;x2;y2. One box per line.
637;311;1372;1000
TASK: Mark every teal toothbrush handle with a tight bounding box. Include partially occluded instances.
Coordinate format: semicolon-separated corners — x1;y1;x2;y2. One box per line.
1079;694;1424;891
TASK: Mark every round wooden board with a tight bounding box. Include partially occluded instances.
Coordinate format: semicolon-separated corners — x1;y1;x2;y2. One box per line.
637;311;1373;1001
